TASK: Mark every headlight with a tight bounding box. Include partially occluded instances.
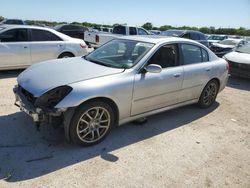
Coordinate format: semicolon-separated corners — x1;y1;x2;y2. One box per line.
35;86;72;108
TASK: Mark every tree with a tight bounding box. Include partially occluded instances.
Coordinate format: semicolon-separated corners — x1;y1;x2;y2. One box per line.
0;16;4;22
142;22;153;30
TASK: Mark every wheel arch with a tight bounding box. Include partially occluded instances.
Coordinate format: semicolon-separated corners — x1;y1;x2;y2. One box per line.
58;51;75;58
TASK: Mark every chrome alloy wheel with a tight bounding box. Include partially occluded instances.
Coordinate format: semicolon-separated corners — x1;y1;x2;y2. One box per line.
76;107;111;143
203;82;217;106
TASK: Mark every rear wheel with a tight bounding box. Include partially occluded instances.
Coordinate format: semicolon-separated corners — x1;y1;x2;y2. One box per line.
58;52;74;59
198;80;219;108
69;101;114;146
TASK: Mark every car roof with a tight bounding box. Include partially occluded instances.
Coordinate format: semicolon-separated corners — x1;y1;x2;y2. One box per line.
0;24;73;41
119;35;202;45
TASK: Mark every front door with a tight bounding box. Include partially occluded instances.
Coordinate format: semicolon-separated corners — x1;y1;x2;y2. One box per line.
0;28;30;69
132;44;184;115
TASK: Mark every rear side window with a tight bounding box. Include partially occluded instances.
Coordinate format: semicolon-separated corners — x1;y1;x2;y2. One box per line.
201;48;209;62
31;29;62;41
0;29;28;42
148;44;179;68
181;44;209;64
113;26;126;35
191;33;200;40
129;27;137;35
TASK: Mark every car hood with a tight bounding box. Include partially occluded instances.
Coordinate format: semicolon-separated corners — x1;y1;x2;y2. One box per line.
224;51;250;64
17;57;124;97
212;43;235;49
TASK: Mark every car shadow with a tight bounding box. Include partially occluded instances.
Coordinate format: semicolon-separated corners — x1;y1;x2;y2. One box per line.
0;70;23;79
227;76;250;91
0;102;219;182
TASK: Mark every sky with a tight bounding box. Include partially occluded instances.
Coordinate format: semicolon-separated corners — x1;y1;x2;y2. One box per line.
0;0;250;28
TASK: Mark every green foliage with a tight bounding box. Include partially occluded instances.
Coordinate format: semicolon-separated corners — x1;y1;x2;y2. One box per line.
142;22;153;30
22;19;250;36
0;16;4;22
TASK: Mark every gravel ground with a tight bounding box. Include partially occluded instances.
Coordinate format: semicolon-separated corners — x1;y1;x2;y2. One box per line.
0;70;249;188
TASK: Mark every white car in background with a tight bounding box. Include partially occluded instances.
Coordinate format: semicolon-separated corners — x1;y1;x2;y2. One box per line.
0;25;88;70
224;44;250;78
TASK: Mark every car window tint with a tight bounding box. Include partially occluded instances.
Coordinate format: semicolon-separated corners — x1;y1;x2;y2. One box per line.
0;29;28;42
113;26;126;35
129;27;137;35
181;44;202;64
191;33;200;40
148;44;178;68
201;48;209;62
31;29;62;41
182;33;190;39
138;28;148;35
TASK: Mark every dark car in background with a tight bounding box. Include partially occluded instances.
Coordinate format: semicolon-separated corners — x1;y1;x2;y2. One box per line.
210;38;247;57
54;24;89;40
0;19;26;25
160;29;209;47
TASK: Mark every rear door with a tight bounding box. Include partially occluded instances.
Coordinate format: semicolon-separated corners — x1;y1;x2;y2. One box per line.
132;43;184;115
0;28;31;69
179;43;212;102
30;29;65;63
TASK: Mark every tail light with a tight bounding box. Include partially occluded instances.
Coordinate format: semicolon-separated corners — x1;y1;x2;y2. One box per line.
80;43;87;49
95;35;99;43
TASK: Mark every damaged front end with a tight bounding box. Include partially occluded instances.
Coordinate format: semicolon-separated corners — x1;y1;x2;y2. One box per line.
13;85;72;129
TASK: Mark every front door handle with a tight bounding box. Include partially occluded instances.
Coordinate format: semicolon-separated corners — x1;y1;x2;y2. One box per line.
173;73;181;78
23;46;28;49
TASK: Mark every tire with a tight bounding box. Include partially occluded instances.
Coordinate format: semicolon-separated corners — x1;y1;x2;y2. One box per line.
198;80;219;108
69;101;114;146
58;52;74;59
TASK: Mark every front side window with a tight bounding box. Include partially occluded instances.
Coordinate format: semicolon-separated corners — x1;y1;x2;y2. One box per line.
129;27;137;35
182;33;191;39
85;39;154;69
191;33;200;40
148;44;178;68
31;29;62;41
0;29;28;42
181;44;202;65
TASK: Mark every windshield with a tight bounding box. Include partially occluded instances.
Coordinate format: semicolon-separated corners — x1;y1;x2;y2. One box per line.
235;44;250;54
208;35;226;40
161;30;183;37
85;39;154;69
218;39;239;45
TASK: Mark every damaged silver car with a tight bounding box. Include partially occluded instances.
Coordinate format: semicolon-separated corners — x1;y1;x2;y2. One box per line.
14;36;229;146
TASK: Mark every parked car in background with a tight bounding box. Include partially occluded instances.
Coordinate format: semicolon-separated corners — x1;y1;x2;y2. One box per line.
207;34;228;46
0;25;88;70
210;38;247;57
0;19;26;25
94;27;113;33
224;43;250;78
54;24;89;40
150;30;161;35
84;25;150;48
160;30;209;47
14;36;228;146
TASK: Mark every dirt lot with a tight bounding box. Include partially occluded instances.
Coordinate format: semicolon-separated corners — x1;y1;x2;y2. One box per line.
0;70;249;188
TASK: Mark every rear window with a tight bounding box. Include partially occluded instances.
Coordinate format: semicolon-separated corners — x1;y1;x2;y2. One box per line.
113;26;126;35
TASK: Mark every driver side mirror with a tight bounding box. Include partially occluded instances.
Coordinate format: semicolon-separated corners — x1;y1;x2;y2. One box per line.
144;64;162;73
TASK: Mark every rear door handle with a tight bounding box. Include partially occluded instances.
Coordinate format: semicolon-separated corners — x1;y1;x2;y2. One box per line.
173;73;181;78
23;46;28;49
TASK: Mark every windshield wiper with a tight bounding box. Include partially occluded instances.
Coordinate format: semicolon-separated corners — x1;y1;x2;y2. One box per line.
84;57;114;68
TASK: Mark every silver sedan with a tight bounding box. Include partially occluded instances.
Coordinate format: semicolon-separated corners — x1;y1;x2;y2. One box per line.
0;25;88;70
14;36;229;146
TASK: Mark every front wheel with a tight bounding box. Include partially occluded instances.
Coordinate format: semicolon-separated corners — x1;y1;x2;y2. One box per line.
198;80;219;108
69;101;114;146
